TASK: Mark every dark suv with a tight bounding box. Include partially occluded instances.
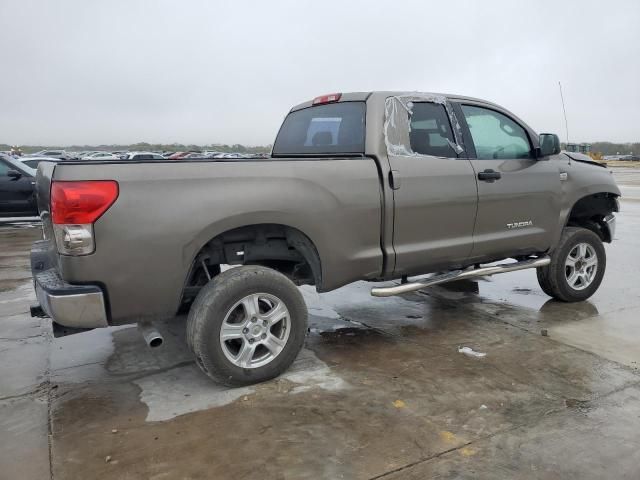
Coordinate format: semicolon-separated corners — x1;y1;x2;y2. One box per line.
0;154;38;217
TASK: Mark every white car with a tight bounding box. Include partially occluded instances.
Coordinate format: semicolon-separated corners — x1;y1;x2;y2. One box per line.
81;152;121;161
126;152;166;160
26;150;70;160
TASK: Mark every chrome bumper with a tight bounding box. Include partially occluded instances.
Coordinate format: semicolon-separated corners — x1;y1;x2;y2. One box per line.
31;240;108;329
34;278;108;328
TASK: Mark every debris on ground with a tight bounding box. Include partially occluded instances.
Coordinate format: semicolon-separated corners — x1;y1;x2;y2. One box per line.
393;399;406;409
458;346;487;358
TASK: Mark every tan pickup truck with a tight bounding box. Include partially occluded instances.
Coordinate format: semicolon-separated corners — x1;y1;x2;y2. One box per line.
31;91;620;385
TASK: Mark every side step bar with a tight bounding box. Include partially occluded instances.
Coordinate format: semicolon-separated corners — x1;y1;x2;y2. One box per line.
371;256;551;297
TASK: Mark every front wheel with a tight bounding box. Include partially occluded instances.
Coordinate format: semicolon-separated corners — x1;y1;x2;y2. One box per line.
187;266;307;386
537;227;606;302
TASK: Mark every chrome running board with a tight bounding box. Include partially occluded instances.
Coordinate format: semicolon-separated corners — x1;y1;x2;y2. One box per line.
371;256;551;297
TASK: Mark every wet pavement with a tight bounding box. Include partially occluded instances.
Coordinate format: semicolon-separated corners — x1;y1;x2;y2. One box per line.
1;168;640;479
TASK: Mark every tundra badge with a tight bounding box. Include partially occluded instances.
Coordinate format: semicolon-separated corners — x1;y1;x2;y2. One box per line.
507;220;533;229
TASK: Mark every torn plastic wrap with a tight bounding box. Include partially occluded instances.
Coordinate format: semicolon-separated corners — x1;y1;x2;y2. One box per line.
384;94;465;157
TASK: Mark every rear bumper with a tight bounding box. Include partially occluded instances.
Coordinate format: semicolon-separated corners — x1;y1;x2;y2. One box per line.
31;240;108;329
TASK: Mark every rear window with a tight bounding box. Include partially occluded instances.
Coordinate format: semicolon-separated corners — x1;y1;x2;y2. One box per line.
273;102;365;156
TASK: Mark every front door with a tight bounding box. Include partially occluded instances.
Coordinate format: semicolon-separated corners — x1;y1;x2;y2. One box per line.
455;103;562;261
0;158;36;216
387;98;478;276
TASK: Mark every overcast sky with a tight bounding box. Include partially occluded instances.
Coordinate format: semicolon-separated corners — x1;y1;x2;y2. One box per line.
1;0;638;146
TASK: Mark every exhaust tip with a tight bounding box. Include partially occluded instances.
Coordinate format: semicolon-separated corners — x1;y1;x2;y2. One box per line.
138;322;164;348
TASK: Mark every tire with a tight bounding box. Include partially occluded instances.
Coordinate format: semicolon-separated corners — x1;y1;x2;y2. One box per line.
186;265;307;386
536;227;606;302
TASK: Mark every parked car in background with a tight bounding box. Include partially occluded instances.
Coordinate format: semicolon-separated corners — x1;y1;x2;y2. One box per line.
26;150;70;160
19;157;61;169
73;151;96;159
168;151;199;160
203;151;224;158
126;152;166;160
0;153;37;217
81;152;121;161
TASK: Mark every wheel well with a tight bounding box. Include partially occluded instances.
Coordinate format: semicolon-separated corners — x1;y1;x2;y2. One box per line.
567;193;618;243
180;224;322;308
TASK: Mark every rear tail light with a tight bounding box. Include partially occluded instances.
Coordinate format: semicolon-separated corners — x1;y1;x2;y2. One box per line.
312;93;342;105
51;180;118;255
51;181;118;225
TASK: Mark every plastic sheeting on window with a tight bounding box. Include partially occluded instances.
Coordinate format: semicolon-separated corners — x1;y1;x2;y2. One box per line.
384;94;465;157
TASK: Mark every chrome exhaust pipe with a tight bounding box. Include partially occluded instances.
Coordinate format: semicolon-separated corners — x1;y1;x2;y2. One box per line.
371;256;551;297
138;322;164;348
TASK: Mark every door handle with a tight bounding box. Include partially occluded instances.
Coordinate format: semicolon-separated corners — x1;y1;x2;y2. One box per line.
477;169;502;182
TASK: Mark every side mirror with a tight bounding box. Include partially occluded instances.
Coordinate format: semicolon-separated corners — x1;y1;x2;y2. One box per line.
7;169;23;180
538;133;561;157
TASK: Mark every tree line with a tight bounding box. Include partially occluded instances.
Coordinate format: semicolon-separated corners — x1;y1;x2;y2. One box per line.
586;142;639;155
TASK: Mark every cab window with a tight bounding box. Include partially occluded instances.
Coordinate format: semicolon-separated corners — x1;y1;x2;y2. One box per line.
409;103;457;157
273;102;365;156
461;105;531;159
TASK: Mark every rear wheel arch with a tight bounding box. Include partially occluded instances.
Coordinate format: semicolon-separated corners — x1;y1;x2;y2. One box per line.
180;224;322;309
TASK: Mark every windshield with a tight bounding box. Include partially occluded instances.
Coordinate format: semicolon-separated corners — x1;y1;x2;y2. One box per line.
272;102;365;156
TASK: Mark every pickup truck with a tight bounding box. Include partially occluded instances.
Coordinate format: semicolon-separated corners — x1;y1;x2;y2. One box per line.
30;91;620;386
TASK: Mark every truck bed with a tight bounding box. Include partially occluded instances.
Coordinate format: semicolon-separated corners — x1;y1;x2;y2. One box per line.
36;156;385;325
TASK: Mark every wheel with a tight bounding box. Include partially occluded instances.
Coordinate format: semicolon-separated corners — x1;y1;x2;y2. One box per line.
186;265;307;386
536;227;606;302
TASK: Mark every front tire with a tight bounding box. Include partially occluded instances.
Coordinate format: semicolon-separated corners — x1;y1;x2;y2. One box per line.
537;227;606;302
187;266;307;386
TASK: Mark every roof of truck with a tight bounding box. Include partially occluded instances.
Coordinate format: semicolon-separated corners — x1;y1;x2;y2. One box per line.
290;91;500;112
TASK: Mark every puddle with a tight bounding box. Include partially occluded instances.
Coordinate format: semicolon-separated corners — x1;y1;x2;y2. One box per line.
134;348;346;422
279;348;347;393
565;398;592;413
0;283;35;305
300;285;341;320
134;364;254;422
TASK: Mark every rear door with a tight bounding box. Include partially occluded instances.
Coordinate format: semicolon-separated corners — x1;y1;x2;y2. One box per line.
386;97;478;276
454;102;562;260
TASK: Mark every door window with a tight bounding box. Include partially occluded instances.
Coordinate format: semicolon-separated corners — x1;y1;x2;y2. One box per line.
385;95;464;158
409;103;457;157
0;160;9;176
461;105;531;159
